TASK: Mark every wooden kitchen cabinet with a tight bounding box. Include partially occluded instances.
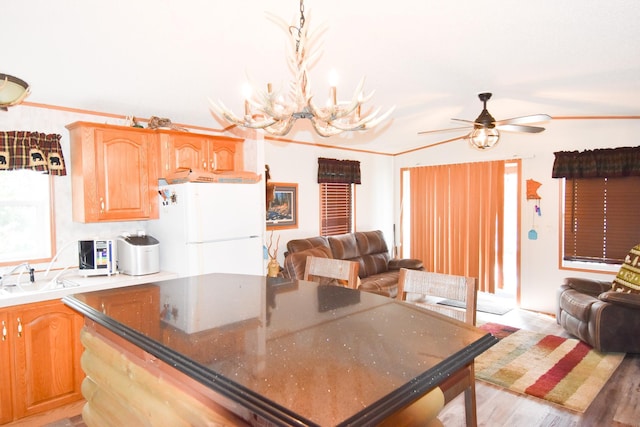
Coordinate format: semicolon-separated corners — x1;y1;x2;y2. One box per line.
0;311;12;424
83;284;161;339
158;130;242;177
0;300;84;424
67;122;160;222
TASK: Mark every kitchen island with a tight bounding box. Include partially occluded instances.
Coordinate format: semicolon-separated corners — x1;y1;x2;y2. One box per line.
63;273;497;426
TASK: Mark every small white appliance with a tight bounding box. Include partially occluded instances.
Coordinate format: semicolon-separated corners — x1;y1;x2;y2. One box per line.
78;239;116;276
116;233;160;276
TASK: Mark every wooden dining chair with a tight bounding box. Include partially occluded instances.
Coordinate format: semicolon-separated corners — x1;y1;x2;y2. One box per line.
397;268;478;427
303;256;359;289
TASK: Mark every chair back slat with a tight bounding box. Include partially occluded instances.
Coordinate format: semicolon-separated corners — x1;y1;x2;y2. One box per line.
398;268;477;325
303;256;360;289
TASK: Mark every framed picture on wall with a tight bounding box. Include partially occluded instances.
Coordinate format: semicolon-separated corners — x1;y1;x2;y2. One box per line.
266;182;298;230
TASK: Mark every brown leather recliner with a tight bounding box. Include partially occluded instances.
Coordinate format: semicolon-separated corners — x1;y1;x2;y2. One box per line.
557;277;640;353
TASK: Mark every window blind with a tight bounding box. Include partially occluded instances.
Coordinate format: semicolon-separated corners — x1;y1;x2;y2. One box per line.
320;183;352;236
564;176;640;263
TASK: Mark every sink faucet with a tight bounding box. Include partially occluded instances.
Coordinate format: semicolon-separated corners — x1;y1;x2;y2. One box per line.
0;263;35;287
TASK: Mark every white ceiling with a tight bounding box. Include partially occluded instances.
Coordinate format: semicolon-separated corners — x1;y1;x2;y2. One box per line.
4;0;640;154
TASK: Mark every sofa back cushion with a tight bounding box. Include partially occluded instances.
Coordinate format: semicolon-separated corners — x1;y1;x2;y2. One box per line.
356;231;391;277
286;236;330;254
612;243;640;294
283;246;333;280
355;230;388;255
359;253;391;277
328;233;360;260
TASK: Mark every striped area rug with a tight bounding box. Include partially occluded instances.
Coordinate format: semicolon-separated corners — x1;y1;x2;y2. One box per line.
476;323;625;413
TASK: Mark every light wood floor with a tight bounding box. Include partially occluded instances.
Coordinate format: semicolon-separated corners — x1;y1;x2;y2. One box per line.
439;307;640;427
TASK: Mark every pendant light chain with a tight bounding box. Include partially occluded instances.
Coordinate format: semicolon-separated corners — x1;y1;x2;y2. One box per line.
292;0;306;53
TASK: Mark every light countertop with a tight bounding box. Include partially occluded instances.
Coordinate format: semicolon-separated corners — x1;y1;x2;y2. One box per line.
0;270;178;308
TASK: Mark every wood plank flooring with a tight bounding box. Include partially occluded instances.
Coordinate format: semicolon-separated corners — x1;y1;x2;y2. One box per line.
439;307;640;427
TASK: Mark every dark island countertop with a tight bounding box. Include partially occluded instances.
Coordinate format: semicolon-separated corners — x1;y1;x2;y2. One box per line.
63;273;497;426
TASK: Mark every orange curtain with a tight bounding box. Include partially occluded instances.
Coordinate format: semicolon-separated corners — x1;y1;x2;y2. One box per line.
406;160;506;293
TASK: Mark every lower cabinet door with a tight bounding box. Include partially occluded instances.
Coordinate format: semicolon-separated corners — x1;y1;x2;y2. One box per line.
0;310;12;424
10;301;84;419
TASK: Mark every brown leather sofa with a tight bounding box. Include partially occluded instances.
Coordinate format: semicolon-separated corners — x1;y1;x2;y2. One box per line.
557;277;640;353
283;230;424;298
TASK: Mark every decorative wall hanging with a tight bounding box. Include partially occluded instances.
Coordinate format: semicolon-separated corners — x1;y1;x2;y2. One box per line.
266;182;298;230
526;179;542;240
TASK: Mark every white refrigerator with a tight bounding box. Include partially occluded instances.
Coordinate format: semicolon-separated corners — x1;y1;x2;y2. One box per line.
147;182;264;277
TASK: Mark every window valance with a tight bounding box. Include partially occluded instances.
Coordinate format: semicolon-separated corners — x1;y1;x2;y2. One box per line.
552;146;640;179
0;131;66;175
317;157;361;184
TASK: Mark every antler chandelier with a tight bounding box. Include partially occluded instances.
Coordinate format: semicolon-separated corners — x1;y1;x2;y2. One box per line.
210;0;393;137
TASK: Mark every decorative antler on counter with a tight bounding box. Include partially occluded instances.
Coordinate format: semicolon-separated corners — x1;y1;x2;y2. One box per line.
266;231;281;277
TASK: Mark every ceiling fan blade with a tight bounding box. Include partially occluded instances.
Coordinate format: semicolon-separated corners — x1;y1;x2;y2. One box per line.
451;118;476;125
494;114;551;126
496;124;546;133
418;126;472;135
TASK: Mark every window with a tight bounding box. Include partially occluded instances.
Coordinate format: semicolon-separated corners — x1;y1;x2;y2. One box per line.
0;170;54;265
562;176;640;265
553;146;640;270
317;157;359;236
320;182;354;236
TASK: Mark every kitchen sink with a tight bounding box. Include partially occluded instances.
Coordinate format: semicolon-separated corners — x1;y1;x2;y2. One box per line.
0;279;80;296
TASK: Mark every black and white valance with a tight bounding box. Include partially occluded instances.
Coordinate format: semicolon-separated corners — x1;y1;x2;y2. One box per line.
0;131;66;175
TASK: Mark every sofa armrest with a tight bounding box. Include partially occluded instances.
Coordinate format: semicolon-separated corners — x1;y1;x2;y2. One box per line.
563;277;612;297
388;258;424;271
599;291;640;310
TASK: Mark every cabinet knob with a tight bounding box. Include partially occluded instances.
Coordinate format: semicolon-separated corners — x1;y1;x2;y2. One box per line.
100;197;105;213
1;320;6;341
17;317;22;338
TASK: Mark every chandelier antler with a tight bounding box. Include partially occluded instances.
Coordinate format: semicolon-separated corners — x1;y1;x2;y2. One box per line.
210;0;394;137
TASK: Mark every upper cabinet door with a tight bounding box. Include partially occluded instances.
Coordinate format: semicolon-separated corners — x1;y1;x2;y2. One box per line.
68;122;160;222
95;128;156;220
159;131;242;176
160;133;209;175
209;138;239;172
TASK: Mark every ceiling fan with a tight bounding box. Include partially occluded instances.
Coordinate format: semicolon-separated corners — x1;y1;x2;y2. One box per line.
418;93;552;150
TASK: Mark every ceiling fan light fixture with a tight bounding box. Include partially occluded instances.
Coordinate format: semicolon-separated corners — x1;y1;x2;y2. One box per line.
0;73;30;110
468;127;500;150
